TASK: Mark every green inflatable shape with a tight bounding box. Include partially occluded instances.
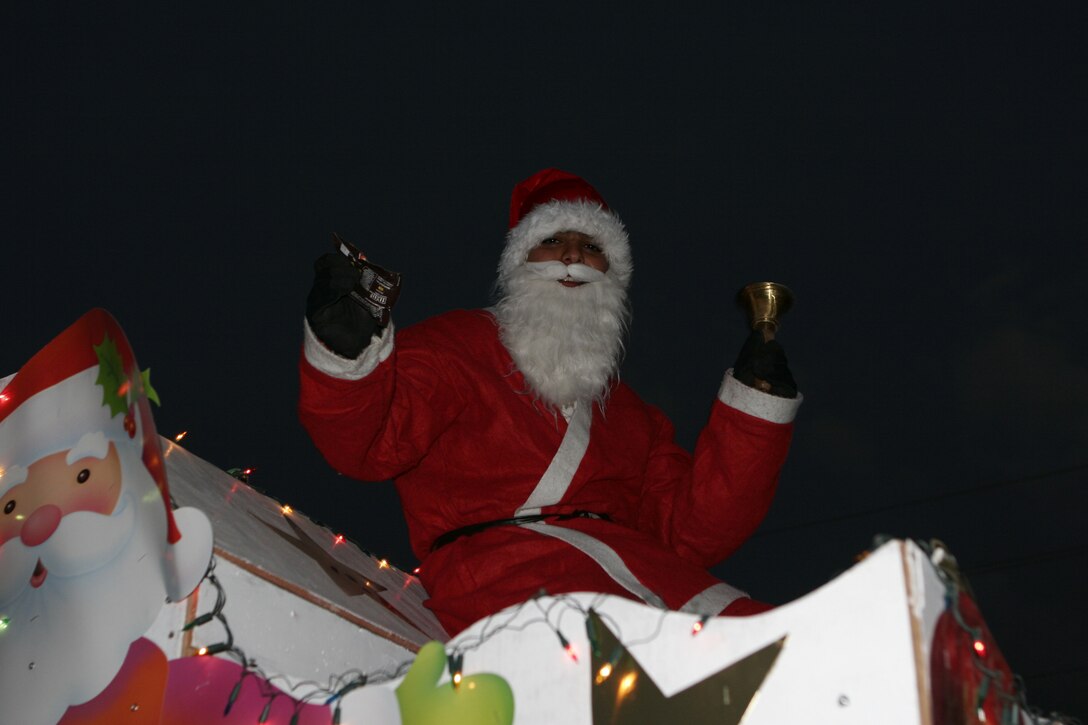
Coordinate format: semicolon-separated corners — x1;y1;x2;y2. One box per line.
396;641;515;725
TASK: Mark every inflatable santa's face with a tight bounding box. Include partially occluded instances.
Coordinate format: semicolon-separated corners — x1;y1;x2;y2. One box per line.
1;439;123;555
0;309;212;725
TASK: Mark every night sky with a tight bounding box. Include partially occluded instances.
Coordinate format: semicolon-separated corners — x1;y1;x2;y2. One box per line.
3;3;1085;717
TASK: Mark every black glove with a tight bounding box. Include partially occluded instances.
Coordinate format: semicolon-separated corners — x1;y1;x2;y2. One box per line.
732;329;798;398
306;252;379;359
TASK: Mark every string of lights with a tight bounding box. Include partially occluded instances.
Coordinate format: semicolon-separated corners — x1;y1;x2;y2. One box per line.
180;529;1086;725
914;539;1082;725
183;555;418;724
183;555;698;723
221;464;393;568
180;463;1084;724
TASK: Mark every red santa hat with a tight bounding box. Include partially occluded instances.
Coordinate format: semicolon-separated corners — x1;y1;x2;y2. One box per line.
499;168;633;288
0;308;181;543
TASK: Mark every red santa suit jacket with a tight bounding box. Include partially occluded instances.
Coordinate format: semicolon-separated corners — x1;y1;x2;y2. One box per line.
299;309;799;635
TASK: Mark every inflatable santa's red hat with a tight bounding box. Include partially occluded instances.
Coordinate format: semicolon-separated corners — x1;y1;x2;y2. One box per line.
0;308;180;543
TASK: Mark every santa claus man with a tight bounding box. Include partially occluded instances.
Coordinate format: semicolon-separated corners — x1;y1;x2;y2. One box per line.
299;169;801;635
0;309;212;724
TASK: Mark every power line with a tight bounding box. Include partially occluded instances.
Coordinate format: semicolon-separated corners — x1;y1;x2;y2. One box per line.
1020;665;1088;682
962;544;1088;576
755;464;1088;538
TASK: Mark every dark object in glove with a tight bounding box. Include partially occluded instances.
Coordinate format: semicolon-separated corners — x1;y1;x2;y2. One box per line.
306;252;379;359
732;329;798;398
333;233;402;327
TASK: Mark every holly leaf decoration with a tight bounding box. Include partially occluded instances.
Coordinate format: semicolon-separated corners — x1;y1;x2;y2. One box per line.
94;335;160;415
94;334;130;417
141;368;161;406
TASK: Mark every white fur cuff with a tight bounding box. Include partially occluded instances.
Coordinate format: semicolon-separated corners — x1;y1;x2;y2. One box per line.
718;369;802;424
303;318;394;381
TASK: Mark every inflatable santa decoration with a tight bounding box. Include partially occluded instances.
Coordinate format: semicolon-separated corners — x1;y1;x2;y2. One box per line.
0;308;213;724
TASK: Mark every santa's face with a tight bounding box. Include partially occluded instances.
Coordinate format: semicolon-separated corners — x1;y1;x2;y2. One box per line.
0;441;125;594
526;230;610;284
494;241;630;409
1;445;122;546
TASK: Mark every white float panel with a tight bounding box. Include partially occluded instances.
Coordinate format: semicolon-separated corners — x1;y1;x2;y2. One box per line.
436;540;937;724
184;556;415;680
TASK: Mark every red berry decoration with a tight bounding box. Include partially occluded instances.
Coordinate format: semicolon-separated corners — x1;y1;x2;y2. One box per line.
124;409;136;438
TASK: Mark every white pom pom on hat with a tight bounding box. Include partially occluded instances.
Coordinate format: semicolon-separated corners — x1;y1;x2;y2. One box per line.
499;168;632;288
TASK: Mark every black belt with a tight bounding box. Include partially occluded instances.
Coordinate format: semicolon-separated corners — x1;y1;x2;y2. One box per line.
430;510;610;552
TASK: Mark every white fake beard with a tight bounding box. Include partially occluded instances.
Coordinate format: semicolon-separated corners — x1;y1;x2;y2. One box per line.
494;261;630;410
0;496;136;598
0;467;171;723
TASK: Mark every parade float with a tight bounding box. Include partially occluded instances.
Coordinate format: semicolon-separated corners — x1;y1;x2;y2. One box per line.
0;310;1074;724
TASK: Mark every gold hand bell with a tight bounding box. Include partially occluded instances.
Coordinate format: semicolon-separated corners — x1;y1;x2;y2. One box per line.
736;282;793;342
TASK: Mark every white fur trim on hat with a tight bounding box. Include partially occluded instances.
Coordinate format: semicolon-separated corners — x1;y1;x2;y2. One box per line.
498;199;632;289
